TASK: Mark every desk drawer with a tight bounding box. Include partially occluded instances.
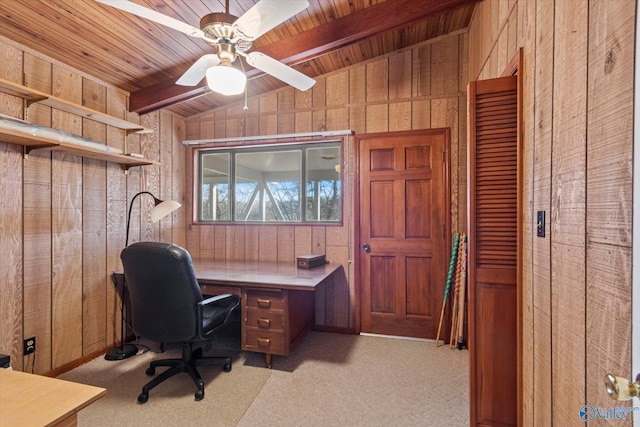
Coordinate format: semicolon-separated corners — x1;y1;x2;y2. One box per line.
200;284;241;297
246;310;284;331
245;289;284;310
244;330;285;354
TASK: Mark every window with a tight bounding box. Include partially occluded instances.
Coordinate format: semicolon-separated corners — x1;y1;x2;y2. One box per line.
197;141;342;224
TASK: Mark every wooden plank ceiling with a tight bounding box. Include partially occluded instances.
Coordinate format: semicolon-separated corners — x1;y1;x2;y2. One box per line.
0;0;477;118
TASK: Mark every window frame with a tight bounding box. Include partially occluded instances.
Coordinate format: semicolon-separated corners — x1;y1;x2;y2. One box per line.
193;138;344;225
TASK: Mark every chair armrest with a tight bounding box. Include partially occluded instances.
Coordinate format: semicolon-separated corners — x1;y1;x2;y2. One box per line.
196;293;240;339
198;293;237;307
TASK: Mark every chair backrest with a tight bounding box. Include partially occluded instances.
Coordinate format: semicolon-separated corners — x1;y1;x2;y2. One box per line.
121;241;203;343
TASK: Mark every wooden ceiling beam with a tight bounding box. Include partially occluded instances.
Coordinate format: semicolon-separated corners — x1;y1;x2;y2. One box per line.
129;0;476;114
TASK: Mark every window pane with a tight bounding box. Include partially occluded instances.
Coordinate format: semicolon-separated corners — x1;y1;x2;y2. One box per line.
200;152;230;220
306;145;341;221
196;141;342;224
235;150;301;222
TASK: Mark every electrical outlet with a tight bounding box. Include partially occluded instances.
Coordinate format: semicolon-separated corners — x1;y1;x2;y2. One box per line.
23;337;36;355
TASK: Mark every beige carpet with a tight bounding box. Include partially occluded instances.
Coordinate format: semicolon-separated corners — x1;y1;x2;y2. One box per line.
59;346;271;427
59;332;469;427
238;332;469;427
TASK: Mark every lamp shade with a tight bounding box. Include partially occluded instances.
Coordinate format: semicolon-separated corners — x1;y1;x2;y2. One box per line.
206;63;246;96
151;199;181;223
125;191;181;247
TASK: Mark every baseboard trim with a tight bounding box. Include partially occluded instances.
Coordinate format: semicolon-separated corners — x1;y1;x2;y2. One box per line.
359;332;437;343
44;347;109;378
312;325;357;334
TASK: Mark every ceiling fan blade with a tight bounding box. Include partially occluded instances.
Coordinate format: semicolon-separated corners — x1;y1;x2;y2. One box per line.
244;52;315;91
95;0;215;42
176;54;221;86
234;0;309;40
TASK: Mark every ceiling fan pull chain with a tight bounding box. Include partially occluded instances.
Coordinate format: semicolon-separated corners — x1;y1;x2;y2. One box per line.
240;56;249;113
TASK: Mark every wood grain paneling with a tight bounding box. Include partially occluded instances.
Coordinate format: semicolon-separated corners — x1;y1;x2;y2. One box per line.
0;141;23;370
0;36;182;373
530;1;554;425
81;78;108;356
585;0;634;413
140;112;161;243
51;66;84;368
551;2;588;424
159;109;173;244
277;226;295;263
105;90;128;351
469;0;636;425
22;53;53;373
389;51;412;100
259;226;278;262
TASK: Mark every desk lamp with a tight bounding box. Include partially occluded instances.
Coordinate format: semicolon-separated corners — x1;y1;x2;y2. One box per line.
105;191;181;361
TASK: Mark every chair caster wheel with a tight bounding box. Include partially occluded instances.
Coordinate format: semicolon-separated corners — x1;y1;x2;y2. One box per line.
223;362;232;372
146;367;155;376
195;389;204;401
138;392;148;404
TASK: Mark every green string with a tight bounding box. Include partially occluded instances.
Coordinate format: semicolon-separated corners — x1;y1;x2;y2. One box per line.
442;233;460;303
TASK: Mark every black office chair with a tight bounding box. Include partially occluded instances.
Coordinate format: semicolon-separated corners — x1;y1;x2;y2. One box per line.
120;241;240;404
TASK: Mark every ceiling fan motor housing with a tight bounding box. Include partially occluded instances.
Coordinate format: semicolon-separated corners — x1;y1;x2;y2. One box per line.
200;13;253;54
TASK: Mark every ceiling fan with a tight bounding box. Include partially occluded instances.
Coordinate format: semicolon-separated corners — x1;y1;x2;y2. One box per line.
96;0;316;96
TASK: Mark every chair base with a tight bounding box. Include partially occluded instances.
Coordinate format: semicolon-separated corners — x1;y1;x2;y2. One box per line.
137;342;232;404
104;343;138;361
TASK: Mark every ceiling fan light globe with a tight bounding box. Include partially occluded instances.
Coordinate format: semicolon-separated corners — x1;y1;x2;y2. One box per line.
206;65;246;96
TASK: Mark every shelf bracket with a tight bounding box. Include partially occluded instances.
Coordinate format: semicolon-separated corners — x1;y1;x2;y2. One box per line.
24;144;56;158
25;96;49;107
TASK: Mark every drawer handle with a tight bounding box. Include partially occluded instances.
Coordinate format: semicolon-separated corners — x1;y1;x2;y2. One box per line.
257;338;271;347
257;318;271;328
257;298;271;308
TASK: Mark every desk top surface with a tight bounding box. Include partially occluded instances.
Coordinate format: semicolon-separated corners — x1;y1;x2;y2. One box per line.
0;369;105;426
191;259;341;291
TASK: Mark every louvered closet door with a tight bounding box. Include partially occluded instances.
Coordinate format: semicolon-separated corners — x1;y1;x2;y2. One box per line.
468;75;520;427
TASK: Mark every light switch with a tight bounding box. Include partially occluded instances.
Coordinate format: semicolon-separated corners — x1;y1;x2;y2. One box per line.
536;211;545;237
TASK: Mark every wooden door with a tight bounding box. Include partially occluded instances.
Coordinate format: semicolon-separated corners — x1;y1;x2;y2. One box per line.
357;129;450;339
467;75;520;426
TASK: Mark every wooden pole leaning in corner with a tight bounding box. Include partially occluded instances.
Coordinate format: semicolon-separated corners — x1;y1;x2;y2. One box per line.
436;233;460;347
456;235;468;350
450;238;465;347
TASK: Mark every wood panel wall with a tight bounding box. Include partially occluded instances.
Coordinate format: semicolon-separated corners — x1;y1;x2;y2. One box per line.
0;35;186;374
469;0;635;424
184;31;469;331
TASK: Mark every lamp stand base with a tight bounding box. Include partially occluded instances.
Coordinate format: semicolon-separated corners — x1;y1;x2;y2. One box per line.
104;343;138;361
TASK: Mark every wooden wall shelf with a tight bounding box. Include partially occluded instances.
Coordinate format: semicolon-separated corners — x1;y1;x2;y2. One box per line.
0;77;157;170
0;128;158;169
0;77;152;134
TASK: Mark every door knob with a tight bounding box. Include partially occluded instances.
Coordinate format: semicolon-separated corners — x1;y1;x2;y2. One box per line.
362;243;370;252
605;373;640;400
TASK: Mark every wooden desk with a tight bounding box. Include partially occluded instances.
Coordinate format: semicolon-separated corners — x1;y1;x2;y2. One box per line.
192;259;340;368
0;369;105;426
